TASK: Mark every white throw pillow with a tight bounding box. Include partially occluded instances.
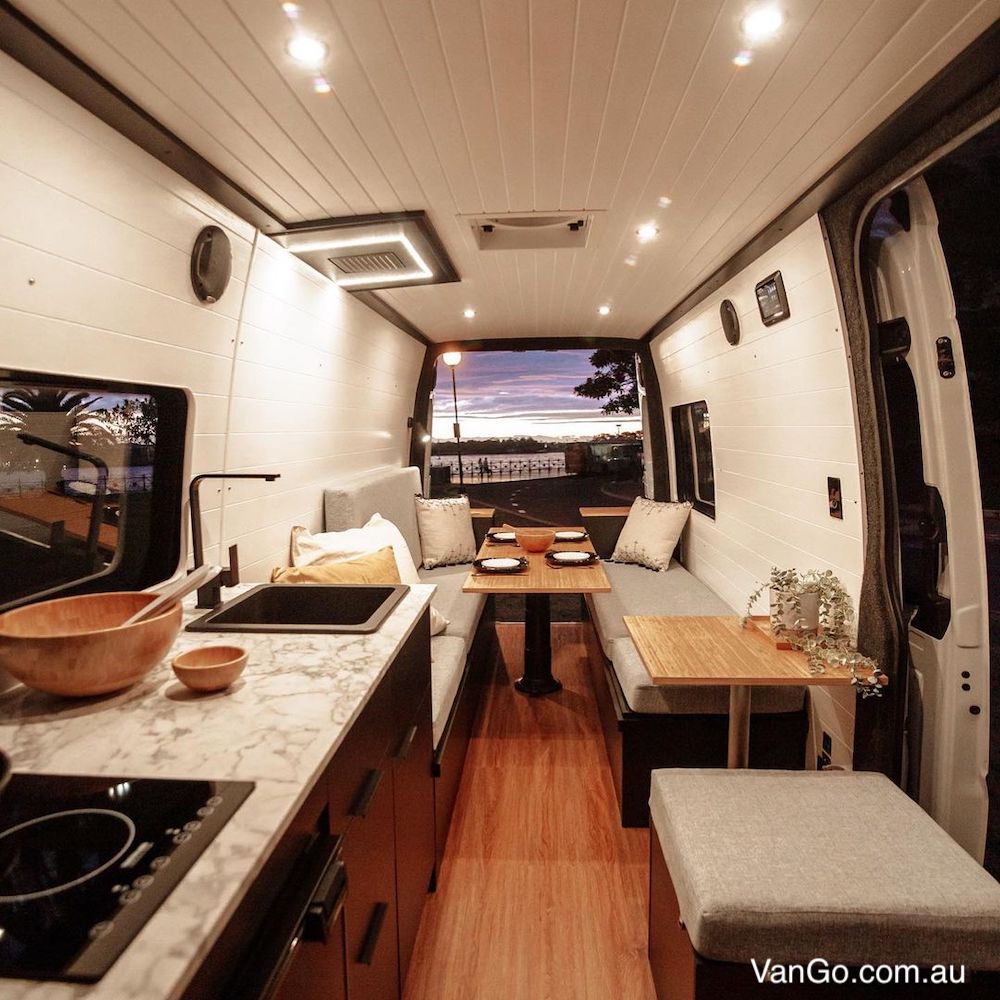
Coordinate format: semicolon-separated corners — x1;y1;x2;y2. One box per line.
414;496;477;569
289;515;448;634
611;497;691;572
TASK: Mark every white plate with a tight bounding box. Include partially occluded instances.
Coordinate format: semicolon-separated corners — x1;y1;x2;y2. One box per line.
488;531;517;542
480;557;522;570
549;551;592;563
553;530;586;542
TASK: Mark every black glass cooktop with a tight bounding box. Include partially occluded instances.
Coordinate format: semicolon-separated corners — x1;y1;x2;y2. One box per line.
0;772;253;982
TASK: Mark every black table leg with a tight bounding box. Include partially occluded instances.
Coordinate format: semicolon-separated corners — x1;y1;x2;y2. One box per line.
515;593;562;696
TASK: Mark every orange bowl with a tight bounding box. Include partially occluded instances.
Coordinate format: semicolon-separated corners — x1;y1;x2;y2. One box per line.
513;527;556;553
172;645;247;692
0;592;182;697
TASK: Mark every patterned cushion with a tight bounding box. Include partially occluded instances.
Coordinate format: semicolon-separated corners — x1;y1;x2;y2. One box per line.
415;496;477;569
650;769;1000;968
611;497;691;571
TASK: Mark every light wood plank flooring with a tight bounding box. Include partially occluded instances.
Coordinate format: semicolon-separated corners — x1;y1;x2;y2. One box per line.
404;623;656;1000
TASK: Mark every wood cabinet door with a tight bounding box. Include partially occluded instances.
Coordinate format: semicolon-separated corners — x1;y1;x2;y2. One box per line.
392;690;435;990
271;907;348;1000
342;763;399;1000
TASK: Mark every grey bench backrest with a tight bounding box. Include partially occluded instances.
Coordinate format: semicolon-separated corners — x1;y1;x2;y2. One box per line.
324;466;424;564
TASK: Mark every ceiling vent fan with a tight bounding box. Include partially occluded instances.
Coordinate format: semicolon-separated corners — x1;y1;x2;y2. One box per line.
276;211;459;290
463;211;603;251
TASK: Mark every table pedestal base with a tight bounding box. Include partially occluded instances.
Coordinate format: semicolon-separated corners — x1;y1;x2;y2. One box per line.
727;685;751;768
515;593;562;697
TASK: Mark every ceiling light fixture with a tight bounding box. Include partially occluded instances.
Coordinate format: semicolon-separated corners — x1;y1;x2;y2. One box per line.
598;305;611;316
286;34;328;67
313;76;331;94
463;308;476;319
741;5;783;43
281;2;300;19
657;196;673;208
636;223;660;243
624;254;638;267
732;50;753;67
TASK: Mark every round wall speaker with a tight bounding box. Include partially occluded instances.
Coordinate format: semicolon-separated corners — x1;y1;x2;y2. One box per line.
720;298;740;346
190;225;232;303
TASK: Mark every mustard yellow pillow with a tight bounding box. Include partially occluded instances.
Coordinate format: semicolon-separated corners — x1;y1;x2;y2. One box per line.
271;546;401;585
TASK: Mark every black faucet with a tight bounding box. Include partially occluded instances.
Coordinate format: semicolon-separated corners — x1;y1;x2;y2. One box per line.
189;473;280;608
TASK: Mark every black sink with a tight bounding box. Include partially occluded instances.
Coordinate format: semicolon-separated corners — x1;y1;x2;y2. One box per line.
186;583;409;634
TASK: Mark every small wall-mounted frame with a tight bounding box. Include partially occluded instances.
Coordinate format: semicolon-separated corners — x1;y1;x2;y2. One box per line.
754;270;790;326
720;299;740;345
827;476;843;519
190;225;232;303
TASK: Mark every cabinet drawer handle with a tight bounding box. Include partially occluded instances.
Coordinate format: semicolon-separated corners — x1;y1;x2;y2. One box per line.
396;723;418;760
349;768;383;818
357;901;389;966
302;858;346;943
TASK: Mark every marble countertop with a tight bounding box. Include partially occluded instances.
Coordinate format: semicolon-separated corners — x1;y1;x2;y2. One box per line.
0;583;435;1000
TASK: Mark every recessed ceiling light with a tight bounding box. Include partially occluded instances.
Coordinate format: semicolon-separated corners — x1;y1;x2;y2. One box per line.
286;34;328;67
598;304;611;316
742;5;783;43
463;308;476;319
732;50;753;67
313;76;331;94
624;254;638;267
657;196;673;208
281;2;300;19
636;223;660;243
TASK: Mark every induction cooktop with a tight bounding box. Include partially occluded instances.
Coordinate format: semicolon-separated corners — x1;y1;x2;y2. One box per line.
0;772;254;983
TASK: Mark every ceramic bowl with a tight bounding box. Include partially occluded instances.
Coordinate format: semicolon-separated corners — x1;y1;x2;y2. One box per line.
0;592;182;697
513;527;556;553
172;645;247;693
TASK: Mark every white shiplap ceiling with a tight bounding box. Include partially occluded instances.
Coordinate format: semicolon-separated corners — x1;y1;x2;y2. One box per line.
15;0;1000;342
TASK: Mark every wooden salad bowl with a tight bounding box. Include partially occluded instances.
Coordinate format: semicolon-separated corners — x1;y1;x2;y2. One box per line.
0;592;182;697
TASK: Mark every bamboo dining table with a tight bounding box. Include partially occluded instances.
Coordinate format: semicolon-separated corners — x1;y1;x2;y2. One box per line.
624;616;858;768
463;528;611;696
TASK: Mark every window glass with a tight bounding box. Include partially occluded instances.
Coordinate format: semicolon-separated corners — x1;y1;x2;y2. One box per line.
671;400;715;519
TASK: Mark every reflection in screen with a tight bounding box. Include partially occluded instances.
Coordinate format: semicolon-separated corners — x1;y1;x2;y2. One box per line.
0;386;158;606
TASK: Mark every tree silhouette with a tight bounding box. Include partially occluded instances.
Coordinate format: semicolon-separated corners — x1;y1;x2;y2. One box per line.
572;350;639;415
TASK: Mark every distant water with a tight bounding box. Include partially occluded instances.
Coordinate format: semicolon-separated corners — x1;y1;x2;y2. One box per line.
431;452;566;483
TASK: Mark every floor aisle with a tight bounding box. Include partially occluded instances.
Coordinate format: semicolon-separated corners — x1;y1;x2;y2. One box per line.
404;623;656;1000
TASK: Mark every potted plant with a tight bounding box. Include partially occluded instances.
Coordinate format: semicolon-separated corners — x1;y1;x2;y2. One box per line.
743;567;888;698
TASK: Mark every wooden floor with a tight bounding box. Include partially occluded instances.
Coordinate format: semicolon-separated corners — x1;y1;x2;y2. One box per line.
404;623;656;1000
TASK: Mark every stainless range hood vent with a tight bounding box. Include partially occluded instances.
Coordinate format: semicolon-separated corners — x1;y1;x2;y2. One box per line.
275;211;459;290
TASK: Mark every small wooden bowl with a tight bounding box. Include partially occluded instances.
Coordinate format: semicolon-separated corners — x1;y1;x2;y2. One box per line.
513;527;556;553
172;645;247;693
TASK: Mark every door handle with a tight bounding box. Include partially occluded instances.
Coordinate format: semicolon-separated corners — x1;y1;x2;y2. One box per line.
396;724;418;760
357;902;389;966
349;768;383;818
302;858;346;943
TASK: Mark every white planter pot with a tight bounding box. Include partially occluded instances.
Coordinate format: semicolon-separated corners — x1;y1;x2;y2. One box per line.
770;587;820;633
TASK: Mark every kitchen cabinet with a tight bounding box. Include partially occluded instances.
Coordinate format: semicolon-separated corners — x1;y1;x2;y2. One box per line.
197;610;433;1000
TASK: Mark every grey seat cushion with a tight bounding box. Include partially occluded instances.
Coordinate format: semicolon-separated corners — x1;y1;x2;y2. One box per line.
608;638;805;715
431;636;467;748
649;769;1000;969
324;466;423;565
589;561;736;658
418;565;485;653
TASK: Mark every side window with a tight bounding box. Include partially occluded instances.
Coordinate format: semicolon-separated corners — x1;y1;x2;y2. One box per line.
671;400;716;519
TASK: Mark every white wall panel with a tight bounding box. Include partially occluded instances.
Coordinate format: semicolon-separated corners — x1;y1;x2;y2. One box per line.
650;215;864;767
0;55;425;583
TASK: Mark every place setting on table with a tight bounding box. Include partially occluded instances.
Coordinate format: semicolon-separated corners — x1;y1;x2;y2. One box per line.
464;525;610;696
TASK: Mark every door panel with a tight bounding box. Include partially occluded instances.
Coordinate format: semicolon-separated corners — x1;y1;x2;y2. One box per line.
868;176;990;860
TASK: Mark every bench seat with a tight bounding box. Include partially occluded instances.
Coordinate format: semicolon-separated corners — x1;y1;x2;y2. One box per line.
418;564;486;655
648;768;1000;998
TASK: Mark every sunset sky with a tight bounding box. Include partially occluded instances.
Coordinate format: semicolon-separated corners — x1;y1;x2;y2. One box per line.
431;350;642;441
